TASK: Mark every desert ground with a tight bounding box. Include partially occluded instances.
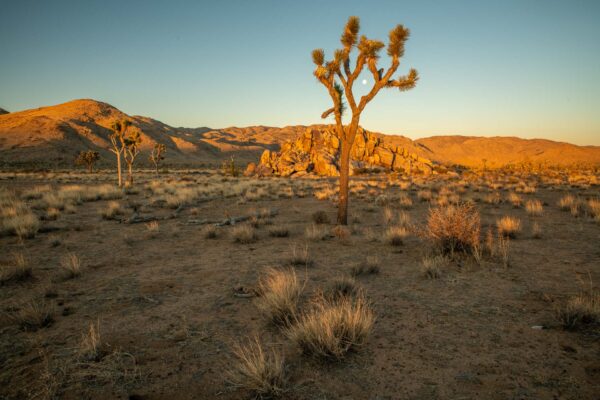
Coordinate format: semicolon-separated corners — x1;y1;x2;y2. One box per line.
1;168;599;399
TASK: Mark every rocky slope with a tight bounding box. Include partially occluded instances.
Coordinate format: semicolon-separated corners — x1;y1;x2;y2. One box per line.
253;126;434;177
1;99;599;170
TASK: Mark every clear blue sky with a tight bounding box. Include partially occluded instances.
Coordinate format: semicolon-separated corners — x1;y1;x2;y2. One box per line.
1;0;599;145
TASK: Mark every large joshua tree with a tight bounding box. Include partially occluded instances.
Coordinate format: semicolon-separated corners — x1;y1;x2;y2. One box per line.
312;16;419;224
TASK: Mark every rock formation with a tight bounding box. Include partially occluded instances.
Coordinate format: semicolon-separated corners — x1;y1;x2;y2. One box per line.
254;126;434;177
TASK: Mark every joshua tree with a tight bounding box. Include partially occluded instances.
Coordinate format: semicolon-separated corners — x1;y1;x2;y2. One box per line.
75;150;100;173
109;120;131;187
150;143;166;175
312;16;418;224
123;131;142;185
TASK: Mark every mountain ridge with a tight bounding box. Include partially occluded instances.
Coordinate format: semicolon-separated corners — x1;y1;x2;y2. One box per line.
1;99;599;168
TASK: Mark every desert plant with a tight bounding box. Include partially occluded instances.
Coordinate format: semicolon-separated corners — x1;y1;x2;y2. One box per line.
525;199;543;216
384;225;409;246
222;156;241;177
150;143;167;175
323;276;362;302
0;253;32;284
109;119;132;187
79;320;103;361
102;201;123;219
421;255;446;279
288;244;312;267
287;296;374;359
497;235;510;268
425;203;480;255
75;150;100;173
350;256;380;277
496;216;521;238
228;336;286;398
256;268;302;325
123;130;142;186
268;225;289;238
60;253;82;280
311;210;330;224
558;194;576;211
556;290;599;330
231;224;258;244
312;16;418;224
531;222;542;239
13;299;55;331
304;223;329;241
201;225;219;239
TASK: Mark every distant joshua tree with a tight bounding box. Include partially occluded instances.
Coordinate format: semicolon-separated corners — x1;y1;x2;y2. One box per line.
312;16;418;224
123;131;142;185
75;150;100;173
109;120;141;187
150;143;167;175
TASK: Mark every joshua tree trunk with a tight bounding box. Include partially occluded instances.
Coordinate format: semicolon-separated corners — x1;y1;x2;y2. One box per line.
87;163;93;174
127;162;133;186
154;162;159;176
116;153;123;187
337;140;351;224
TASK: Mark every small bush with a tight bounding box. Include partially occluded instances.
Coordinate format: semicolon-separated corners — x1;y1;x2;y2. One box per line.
79;321;103;361
231;224;258;244
59;253;82;280
425;203;480;254
384;226;409;246
102;201;123;219
287;296;374;359
228;337;286;398
256;268;302;325
556;291;599;330
0;253;32;284
304;224;329;241
350;256;380;277
525;200;543;216
558;194;576;211
202;225;219;239
496;216;521;238
311;210;330;224
323;277;362;302
288;244;312;267
421;255;446;279
332;225;351;240
13;299;55;331
268;225;289;238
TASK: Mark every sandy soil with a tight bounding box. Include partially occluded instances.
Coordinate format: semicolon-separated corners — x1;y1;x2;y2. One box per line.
0;170;599;399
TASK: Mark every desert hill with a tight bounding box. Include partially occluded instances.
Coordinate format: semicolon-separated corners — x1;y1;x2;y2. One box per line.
0;108;8;115
0;99;599;169
415;135;600;168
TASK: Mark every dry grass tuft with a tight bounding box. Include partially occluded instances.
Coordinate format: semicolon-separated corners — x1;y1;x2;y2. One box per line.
228;336;286;398
525;199;543;216
59;253;82;280
201;225;219;239
558;194;576;211
311;210;330;224
556;290;599;330
531;222;542;239
231;224;258;244
102;201;124;219
425;203;480;254
287;296;374;359
332;225;351;240
13;299;55;331
256;268;302;325
384;226;409;246
288;244;313;267
421;255;447;279
79;320;104;361
304;223;329;241
0;253;32;285
496;216;521;238
350;256;380;277
268;225;289;238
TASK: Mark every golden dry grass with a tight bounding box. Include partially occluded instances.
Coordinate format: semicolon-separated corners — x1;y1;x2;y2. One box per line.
384;226;409;246
227;336;286;398
287;296;374;359
496;216;521;238
231;224;258;244
256;268;303;325
0;253;32;285
425;203;480;254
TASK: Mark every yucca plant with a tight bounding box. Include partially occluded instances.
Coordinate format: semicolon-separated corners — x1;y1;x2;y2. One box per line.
312;16;419;224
